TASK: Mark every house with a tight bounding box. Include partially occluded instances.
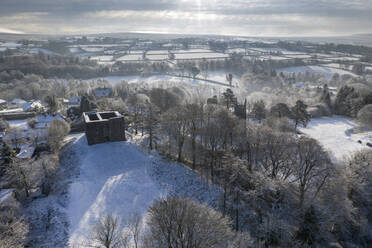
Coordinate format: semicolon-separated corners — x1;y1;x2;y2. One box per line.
22;100;44;112
68;96;82;106
92;87;113;98
62;96;82;107
9;98;27;109
83;111;126;145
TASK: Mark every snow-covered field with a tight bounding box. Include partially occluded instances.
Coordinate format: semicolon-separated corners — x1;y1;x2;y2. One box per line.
146;54;169;60
277;65;357;79
285;54;313;59
329;56;360;62
87;71;238;88
174;52;227;60
117;54;142;61
260;55;289;61
300;116;372;161
66;134;222;246
174;49;212;53
90;55;113;62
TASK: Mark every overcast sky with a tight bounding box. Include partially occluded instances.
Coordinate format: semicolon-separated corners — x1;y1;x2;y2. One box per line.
0;0;371;36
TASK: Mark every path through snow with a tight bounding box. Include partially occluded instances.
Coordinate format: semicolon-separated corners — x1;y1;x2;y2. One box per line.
67;134;221;247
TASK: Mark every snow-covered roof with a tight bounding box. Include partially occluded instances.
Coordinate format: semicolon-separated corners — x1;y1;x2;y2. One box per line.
68;96;82;103
22;100;44;111
0;189;16;205
93;87;113;97
83;111;122;123
17;145;35;159
11;98;27;105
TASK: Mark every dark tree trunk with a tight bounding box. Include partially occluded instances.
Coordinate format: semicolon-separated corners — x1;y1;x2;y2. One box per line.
191;136;196;169
223;184;227;217
177;140;184;162
235;190;239;231
149;128;153;150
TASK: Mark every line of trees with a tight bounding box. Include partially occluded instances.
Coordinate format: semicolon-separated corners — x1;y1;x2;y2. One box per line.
86;196;249;248
120;86;372;247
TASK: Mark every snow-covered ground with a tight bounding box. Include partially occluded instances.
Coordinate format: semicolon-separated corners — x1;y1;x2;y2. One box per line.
146;54;169;60
90;55;114;62
300;116;372;161
0;107;23;113
66;134;222;247
8;119;29;130
174;52;227;59
87;71;239;88
277;65;357;79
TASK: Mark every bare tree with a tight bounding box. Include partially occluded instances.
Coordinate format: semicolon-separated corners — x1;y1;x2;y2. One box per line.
345;149;372;209
357;104;372;127
47;118;70;152
126;94;148;135
4;127;24;150
6;158;35;197
292;137;332;207
256;128;295;180
201;106;225;179
162;106;189;162
91;214;124;248
0;202;29;248
145;196;233;248
149;88;180;113
185;103;203;169
29;128;45;147
143;104;159;150
38;154;59;195
126;212;142;248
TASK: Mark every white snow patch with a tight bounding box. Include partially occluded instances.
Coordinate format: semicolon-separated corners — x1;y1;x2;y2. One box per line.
8;119;29;130
67;135;222;246
86;71;238;88
300;116;372;161
277;65;357;79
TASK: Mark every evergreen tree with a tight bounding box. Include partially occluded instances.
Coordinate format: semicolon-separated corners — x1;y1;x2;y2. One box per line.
0;142;16;175
334;85;357;116
291;100;310;130
320;84;331;108
80;95;95;113
270;103;292;118
44;95;60;113
252;100;266;122
296;206;320;245
226;73;233;86
222;88;236;109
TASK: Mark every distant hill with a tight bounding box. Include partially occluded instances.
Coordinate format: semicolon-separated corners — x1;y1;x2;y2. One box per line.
1;31;372;47
273;34;372;47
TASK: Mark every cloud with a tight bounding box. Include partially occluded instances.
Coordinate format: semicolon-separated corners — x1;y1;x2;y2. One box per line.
0;27;25;34
0;0;371;36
